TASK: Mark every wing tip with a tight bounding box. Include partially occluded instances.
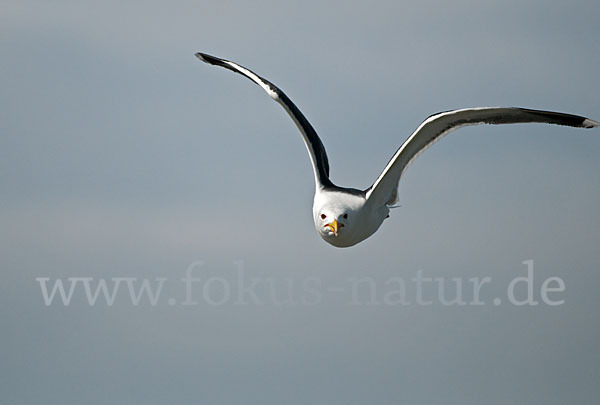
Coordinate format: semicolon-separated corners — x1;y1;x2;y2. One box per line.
582;118;600;129
515;107;600;129
195;52;220;65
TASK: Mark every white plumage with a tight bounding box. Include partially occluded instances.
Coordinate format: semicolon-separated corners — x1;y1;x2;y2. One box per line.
196;52;599;248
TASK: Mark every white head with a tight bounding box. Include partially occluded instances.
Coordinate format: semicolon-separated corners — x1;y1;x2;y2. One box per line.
314;206;354;247
313;190;372;248
313;188;390;248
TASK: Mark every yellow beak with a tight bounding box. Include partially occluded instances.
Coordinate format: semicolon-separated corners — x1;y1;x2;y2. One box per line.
325;218;339;236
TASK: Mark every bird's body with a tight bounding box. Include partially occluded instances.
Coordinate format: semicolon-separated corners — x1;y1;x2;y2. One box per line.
195;52;599;248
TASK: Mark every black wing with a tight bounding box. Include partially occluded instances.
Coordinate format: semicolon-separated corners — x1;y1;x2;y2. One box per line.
196;52;334;189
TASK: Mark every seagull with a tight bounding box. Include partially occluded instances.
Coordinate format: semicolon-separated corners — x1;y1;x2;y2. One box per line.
195;52;599;248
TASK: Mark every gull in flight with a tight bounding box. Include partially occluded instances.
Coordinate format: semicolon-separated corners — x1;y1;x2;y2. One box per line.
195;52;599;248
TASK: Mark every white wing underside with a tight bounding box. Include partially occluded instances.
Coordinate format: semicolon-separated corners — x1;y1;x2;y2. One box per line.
365;107;599;207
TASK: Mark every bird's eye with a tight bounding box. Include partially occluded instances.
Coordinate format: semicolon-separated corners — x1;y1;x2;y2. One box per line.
342;213;348;219
320;214;327;220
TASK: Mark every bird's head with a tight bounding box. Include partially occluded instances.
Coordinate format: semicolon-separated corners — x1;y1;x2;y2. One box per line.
312;189;372;247
317;210;348;237
314;207;354;246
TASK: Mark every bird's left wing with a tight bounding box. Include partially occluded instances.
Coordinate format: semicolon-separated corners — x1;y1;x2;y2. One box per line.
195;52;334;189
365;107;599;206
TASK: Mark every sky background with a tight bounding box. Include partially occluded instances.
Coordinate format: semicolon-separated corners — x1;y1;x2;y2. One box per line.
2;0;600;403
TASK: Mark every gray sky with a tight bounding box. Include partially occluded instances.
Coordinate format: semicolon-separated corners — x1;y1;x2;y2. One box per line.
2;0;600;403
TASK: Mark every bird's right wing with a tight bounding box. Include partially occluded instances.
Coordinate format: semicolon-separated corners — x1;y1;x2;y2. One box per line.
365;107;599;207
195;52;334;189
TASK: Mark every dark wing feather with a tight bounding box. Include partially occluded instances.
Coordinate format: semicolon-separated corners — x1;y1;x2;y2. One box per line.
196;52;333;188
